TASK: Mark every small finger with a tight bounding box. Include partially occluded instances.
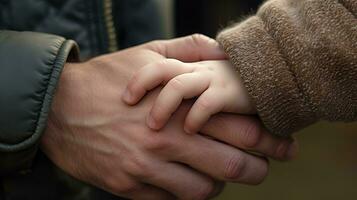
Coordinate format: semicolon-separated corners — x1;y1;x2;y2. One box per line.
145;34;227;62
184;88;225;134
147;73;210;130
122;59;193;105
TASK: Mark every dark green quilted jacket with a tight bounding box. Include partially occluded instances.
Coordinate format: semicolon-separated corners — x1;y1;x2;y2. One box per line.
0;0;163;199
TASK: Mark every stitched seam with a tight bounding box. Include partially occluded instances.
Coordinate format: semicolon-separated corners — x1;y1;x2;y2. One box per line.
0;40;70;151
33;41;64;139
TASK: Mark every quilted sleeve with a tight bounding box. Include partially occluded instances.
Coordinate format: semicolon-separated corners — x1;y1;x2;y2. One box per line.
0;31;79;175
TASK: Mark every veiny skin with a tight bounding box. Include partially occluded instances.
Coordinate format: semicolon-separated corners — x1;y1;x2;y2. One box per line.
41;34;297;200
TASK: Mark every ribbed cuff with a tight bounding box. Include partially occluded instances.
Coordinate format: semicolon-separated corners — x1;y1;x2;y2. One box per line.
0;31;79;175
217;17;316;137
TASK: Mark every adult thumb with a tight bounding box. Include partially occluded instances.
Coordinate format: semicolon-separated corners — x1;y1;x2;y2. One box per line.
147;34;227;62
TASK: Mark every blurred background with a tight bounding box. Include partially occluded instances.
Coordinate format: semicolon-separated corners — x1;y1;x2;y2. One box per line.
2;1;356;200
156;0;357;199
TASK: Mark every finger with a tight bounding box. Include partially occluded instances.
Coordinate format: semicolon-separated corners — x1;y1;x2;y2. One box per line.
173;133;269;184
201;114;299;160
146;34;227;62
122;59;193;105
184;88;225;134
143;162;221;200
147;73;210;130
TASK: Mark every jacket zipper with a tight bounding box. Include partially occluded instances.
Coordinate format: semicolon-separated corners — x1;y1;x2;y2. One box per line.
103;0;118;52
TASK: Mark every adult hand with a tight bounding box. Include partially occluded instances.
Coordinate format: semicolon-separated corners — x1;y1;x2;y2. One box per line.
41;35;298;200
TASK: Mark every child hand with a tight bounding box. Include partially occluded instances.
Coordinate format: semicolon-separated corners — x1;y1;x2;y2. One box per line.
122;59;255;134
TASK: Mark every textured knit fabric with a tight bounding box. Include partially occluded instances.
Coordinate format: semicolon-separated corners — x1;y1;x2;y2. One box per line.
217;0;357;136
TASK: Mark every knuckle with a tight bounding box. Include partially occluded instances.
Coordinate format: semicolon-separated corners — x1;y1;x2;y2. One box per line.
115;181;143;195
145;40;166;54
190;33;210;46
196;96;212;110
156;59;183;72
156;59;171;67
143;62;159;72
165;58;183;65
192;180;216;200
147;40;164;49
240;119;263;148
224;154;245;180
143;63;162;77
210;115;228;130
168;77;185;91
124;155;154;178
149;40;162;46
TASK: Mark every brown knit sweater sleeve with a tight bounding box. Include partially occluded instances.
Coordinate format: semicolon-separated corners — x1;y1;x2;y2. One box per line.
217;0;357;137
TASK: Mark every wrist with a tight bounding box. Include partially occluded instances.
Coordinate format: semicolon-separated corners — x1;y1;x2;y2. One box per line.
41;62;81;146
40;61;89;175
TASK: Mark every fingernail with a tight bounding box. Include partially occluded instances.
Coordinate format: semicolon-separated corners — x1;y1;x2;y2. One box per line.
122;89;132;103
286;141;299;160
147;115;157;129
184;126;194;134
275;141;288;159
